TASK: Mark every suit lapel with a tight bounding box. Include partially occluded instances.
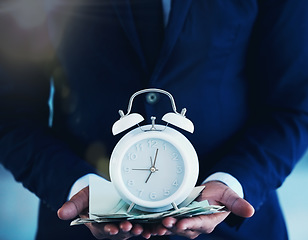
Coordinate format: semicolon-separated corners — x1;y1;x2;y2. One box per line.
113;0;193;82
151;0;193;83
112;0;147;70
162;0;193;61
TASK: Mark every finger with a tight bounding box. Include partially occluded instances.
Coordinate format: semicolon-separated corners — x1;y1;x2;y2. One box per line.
176;212;229;234
165;221;201;240
151;223;169;236
142;224;173;239
130;223;143;236
104;223;120;235
85;223;119;239
220;187;255;218
162;217;177;229
141;221;165;238
57;186;89;220
174;229;200;239
141;231;152;240
119;221;133;233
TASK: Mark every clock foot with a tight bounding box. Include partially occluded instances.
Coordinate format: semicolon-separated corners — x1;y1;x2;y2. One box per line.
127;202;136;213
172;202;179;210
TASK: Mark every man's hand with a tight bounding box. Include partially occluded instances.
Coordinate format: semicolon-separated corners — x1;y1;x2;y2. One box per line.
57;186;143;240
144;181;255;239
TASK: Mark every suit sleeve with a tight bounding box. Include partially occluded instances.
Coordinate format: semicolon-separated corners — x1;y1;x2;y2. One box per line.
210;0;308;211
0;14;95;210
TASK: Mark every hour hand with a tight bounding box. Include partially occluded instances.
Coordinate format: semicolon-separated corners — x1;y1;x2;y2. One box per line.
145;172;152;183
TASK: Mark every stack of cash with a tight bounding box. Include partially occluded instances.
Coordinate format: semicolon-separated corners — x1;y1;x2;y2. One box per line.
71;200;225;226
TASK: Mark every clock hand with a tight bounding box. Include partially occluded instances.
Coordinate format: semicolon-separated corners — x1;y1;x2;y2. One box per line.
132;168;154;171
145;166;159;183
153;148;159;167
132;169;149;171
153;148;158;167
133;155;158;172
145;172;153;183
145;149;159;183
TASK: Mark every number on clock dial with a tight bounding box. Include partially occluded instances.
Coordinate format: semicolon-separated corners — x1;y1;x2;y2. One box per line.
121;138;185;202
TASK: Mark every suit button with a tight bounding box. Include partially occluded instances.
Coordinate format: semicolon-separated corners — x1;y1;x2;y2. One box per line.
146;92;159;104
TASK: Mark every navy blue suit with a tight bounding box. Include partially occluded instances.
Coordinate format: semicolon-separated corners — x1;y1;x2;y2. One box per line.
1;0;308;239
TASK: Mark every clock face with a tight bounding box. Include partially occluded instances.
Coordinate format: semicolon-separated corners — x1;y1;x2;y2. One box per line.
120;138;185;203
110;124;199;212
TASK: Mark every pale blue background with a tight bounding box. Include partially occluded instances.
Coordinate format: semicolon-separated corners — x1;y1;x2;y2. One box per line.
1;151;308;240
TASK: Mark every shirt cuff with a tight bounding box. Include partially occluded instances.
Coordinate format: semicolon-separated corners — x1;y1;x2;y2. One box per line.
68;173;107;200
202;172;244;198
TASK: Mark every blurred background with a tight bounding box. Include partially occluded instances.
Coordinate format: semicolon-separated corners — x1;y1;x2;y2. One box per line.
1;150;308;240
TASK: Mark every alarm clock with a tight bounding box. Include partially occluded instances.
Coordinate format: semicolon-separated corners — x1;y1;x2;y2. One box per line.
109;89;199;212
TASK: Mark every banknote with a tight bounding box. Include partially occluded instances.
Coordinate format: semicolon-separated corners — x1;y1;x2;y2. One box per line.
71;200;225;225
71;186;226;226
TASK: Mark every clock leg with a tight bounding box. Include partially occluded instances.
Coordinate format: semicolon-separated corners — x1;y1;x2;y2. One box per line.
127;202;136;213
172;202;179;210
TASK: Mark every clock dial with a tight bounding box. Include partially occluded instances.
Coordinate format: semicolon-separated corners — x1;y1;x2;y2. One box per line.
121;138;185;202
110;124;199;212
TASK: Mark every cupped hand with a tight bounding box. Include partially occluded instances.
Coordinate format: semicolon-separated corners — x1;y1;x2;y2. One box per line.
57;186;143;239
144;181;254;239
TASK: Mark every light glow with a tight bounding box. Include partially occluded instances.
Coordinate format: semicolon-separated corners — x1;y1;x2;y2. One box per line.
1;0;47;29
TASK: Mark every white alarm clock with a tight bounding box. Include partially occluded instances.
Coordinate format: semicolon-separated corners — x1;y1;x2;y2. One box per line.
109;89;199;212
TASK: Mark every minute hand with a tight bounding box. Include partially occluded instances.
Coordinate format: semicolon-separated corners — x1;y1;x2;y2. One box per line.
153;148;159;167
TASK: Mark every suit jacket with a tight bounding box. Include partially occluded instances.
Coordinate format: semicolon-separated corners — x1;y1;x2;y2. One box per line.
1;0;308;239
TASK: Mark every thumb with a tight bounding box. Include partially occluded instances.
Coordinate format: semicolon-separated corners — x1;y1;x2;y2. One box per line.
220;187;255;218
57;186;89;220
